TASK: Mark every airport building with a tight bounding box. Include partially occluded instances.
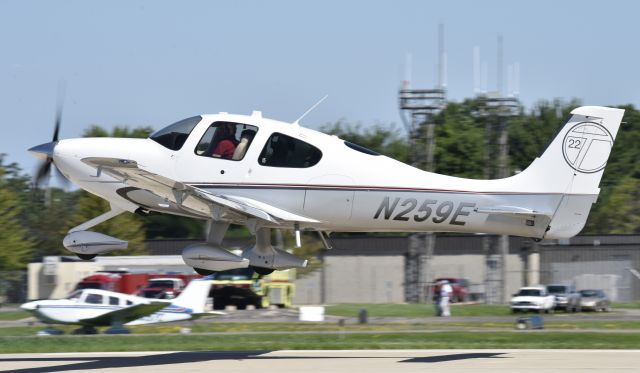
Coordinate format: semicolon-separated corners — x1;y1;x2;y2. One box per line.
25;234;640;304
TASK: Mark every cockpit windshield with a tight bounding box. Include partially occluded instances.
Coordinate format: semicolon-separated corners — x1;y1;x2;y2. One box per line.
517;289;542;296
65;290;82;301
150;116;201;151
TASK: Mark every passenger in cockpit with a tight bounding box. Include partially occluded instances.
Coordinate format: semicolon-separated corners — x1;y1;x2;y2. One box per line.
211;123;237;159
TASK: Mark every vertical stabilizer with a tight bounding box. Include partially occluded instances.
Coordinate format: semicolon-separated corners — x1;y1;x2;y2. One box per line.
513;106;624;195
509;106;624;238
171;278;212;314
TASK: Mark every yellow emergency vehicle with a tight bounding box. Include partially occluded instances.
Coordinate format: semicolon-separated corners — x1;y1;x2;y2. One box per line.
210;267;295;309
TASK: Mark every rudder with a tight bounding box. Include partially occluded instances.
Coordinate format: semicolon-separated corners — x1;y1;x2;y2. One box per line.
513;106;624;194
510;106;625;238
171;278;212;314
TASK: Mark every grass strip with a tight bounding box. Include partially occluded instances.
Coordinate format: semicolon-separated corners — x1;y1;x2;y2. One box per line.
4;320;640;337
326;303;511;317
0;331;639;353
0;311;30;321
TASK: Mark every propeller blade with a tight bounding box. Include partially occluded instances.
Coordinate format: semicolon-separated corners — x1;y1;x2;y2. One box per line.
53;81;65;142
52;165;70;187
33;81;66;189
34;159;52;186
53;107;61;142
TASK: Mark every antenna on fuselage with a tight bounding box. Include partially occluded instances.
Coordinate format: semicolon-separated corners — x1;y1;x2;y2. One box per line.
292;95;328;126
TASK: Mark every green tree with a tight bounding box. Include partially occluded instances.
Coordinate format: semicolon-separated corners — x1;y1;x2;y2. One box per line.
26;188;82;258
67;193;147;255
584;176;640;234
508;99;580;173
319;121;409;163
0;159;34;270
83;125;154;138
433;100;485;178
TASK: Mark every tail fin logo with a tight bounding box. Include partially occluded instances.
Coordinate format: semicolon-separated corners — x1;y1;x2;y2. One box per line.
562;122;613;173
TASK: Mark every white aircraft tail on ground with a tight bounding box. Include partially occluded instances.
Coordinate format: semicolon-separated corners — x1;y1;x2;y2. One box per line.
127;277;214;325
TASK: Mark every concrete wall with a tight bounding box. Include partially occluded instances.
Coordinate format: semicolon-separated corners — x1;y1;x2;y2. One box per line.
324;256;405;304
293;253;527;305
294;256;405;305
430;254;486;284
540;236;640;301
28;261;102;300
293;271;322;305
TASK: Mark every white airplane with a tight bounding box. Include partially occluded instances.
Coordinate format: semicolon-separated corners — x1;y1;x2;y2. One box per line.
28;105;624;275
20;277;214;334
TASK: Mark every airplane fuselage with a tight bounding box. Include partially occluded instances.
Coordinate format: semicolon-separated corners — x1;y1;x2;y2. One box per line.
21;289;192;326
49;110;606;240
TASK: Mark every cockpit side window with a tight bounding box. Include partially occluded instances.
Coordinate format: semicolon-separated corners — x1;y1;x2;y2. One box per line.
258;132;322;168
195;122;258;161
150;116;201;151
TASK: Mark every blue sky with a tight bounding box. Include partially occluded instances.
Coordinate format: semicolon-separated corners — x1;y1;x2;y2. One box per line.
2;0;639;177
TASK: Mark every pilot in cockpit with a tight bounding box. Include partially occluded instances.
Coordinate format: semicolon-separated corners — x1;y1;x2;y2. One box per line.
211;123;238;159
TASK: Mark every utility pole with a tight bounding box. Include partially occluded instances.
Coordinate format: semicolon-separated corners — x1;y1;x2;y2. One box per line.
398;24;446;303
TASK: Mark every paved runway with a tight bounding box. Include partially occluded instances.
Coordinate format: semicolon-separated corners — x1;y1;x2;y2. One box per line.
1;349;639;372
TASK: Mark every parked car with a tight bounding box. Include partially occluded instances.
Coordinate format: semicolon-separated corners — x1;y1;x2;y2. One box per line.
433;278;469;302
578;289;611;312
546;284;582;312
137;278;186;299
510;286;555;313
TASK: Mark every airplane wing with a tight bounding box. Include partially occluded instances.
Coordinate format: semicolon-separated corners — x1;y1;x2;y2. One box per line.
78;302;168;327
81;157;319;224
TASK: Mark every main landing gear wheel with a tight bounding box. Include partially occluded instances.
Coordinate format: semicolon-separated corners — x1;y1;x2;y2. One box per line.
72;326;98;335
250;266;274;276
194;267;216;276
77;254;96;260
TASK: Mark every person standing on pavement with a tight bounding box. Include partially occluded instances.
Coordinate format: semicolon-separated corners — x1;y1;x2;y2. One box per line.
440;280;453;317
432;282;442;316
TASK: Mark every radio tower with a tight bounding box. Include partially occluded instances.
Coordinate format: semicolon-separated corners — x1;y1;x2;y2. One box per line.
473;35;521;304
398;23;447;303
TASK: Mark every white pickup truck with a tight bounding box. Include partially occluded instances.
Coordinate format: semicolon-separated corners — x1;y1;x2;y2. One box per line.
510;286;556;313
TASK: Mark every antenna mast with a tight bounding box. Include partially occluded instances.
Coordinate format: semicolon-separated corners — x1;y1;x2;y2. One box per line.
398;23;446;304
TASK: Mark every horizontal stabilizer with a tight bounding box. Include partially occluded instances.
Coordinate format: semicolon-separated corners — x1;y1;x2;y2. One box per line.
474;205;552;217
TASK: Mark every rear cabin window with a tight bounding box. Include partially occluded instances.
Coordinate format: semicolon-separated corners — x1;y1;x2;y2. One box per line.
150;116;201;151
344;141;380;156
195;122;258;161
259;133;322;168
85;294;103;304
109;296;119;306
